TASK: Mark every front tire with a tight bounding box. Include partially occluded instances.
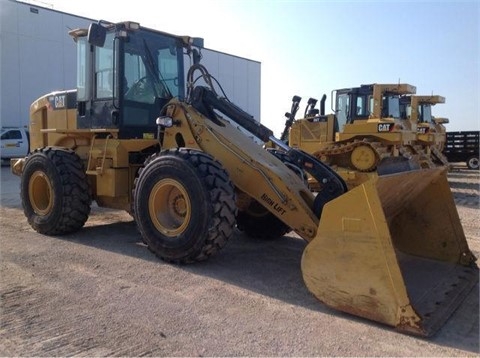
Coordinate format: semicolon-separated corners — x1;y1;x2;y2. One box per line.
21;147;91;235
133;148;237;263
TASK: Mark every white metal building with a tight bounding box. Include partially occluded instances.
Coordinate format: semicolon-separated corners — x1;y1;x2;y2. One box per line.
0;0;261;128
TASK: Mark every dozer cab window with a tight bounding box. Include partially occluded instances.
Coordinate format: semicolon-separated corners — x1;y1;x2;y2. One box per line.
350;94;369;121
381;95;401;119
418;104;433;123
399;99;410;120
335;93;349;130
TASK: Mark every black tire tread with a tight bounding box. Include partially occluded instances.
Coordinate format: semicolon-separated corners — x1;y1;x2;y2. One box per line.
134;148;237;263
21;147;91;235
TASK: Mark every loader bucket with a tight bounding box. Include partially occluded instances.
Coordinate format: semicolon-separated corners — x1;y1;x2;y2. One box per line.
302;167;478;336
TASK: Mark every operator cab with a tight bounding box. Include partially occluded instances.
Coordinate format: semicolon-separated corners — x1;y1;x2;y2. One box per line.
335;84;404;128
334;86;372;129
72;21;203;139
399;96;435;124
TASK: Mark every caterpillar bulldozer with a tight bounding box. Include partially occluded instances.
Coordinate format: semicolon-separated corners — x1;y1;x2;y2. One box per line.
10;20;478;337
284;84;446;189
399;94;450;166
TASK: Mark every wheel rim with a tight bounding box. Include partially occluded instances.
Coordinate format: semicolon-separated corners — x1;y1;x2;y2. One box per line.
28;170;54;215
468;157;479;169
351;145;377;171
149;179;191;237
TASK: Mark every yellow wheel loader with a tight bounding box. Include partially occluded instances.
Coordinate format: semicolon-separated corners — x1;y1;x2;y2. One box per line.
399;94;450;166
10;21;478;337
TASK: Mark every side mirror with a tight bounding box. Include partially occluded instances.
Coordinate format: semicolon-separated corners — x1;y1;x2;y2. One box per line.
192;37;204;48
88;23;107;47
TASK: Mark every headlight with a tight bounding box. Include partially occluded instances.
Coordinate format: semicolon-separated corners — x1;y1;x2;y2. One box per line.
156;116;174;127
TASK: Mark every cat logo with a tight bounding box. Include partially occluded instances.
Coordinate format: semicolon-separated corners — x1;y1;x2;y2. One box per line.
54;95;66;108
377;123;393;132
417;127;429;134
48;94;66;110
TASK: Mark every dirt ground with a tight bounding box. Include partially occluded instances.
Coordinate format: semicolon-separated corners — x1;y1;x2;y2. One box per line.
1;164;479;357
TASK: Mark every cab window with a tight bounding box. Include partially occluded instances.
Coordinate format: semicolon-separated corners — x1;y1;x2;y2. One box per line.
94;33;115;99
1;130;22;140
419;104;433;123
336;93;349;129
354;95;369;119
382;96;400;118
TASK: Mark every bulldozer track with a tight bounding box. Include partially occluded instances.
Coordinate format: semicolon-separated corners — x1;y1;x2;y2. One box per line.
311;140;387;172
400;145;437;169
311;139;437;172
431;145;451;167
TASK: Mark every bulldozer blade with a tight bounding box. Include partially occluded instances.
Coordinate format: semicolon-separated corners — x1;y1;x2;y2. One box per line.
302;167;478;336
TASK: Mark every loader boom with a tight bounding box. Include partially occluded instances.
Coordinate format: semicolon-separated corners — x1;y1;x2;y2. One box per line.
186;68;348;218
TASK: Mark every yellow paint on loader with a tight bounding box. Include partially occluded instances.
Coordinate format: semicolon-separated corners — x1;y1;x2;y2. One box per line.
302;167;478;336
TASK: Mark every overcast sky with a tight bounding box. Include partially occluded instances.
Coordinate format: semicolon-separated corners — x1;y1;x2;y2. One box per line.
34;0;479;135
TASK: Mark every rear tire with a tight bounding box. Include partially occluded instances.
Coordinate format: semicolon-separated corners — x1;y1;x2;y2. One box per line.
21;147;91;235
466;156;479;170
133;148;237;263
236;149;301;240
236;201;291;240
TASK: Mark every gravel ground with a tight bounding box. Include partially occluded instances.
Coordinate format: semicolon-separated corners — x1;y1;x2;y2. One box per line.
0;164;478;357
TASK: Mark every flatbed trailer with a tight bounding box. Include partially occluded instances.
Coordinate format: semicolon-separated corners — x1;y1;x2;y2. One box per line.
443;131;479;169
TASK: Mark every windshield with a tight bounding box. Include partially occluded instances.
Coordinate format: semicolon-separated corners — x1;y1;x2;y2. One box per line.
419;104;433;123
123;29;184;104
382;96;400;119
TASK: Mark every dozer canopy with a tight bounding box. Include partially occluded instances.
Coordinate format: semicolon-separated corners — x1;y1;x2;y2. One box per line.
302;166;478;336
